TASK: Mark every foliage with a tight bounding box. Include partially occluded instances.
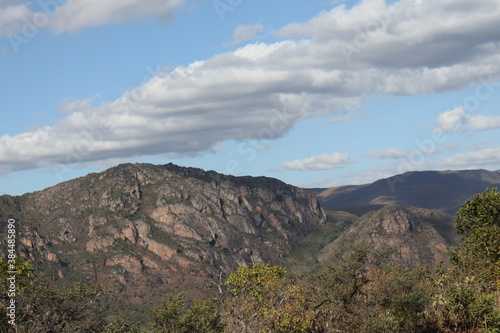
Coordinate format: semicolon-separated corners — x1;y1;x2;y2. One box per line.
308;245;428;333
102;316;142;333
422;264;500;332
149;292;222;333
454;187;500;283
223;263;313;332
149;292;186;333
179;298;223;332
366;265;433;332
423;187;500;332
0;262;107;332
0;258;34;296
285;220;347;274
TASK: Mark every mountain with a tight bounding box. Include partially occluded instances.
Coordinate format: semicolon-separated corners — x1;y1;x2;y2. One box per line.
0;163;477;321
317;169;500;215
304;188;328;195
0;163;325;318
319;205;459;269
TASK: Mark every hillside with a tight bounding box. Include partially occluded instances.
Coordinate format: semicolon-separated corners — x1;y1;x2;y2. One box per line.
0;163;326;318
319;205;458;269
317;169;500;215
0;163;479;321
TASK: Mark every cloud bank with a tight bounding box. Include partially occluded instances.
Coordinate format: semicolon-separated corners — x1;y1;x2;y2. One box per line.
0;0;186;35
2;0;500;174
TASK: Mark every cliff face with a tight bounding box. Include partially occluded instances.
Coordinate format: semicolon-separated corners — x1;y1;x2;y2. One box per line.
318;205;459;269
0;163;326;304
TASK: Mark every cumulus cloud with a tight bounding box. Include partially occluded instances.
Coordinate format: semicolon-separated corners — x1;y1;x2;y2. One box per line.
2;0;500;174
48;0;185;33
434;107;467;133
326;113;371;124
439;146;500;168
0;3;31;36
365;148;408;159
281;153;352;171
0;0;22;6
467;115;500;131
50;0;185;33
0;0;186;35
279;0;500;75
434;109;500;133
225;23;265;46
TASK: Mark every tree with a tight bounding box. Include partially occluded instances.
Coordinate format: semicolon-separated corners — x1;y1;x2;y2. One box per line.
179;298;223;332
149;292;186;333
223;263;313;332
102;316;142;333
149;292;223;333
0;259;35;332
0;258;107;332
454;187;500;284
367;265;432;332
310;245;393;332
423;261;500;332
445;187;500;330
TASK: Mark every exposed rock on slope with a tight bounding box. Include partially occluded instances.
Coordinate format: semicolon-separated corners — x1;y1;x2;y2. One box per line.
319;205;459;269
0;163;325;307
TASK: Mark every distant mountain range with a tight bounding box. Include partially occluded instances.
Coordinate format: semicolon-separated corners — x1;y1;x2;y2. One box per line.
313;169;500;216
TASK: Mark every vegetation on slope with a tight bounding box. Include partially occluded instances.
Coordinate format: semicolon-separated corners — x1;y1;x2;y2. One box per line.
1;188;499;332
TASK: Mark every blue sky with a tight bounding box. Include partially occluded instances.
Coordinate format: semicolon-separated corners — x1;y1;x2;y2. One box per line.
1;0;500;196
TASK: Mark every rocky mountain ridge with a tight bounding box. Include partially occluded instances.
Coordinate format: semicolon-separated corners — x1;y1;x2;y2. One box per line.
319;205;458;269
0;163;325;313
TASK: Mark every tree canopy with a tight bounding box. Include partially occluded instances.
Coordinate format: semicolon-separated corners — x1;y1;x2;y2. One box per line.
454;187;500;284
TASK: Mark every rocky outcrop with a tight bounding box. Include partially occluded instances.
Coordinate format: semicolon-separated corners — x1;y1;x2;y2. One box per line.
0;163;326;308
319;205;459;269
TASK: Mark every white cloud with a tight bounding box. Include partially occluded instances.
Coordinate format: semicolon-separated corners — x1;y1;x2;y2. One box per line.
58;97;94;114
467;115;500;131
48;0;185;33
330;163;409;187
434;108;500;133
277;0;500;97
439;146;500;168
0;0;186;36
281;153;352;171
0;3;30;36
434;107;467;133
0;0;23;6
326;113;371;124
365;148;408;159
225;23;265;46
2;0;500;174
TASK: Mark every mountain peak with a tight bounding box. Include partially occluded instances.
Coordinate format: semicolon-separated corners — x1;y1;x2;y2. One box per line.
319;205;458;269
1;162;326;317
